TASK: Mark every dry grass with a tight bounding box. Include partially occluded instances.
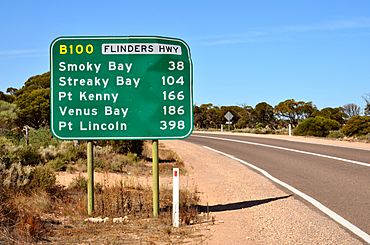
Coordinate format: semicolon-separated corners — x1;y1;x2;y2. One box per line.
0;188;52;243
142;141;186;176
47;175;202;244
0;141;204;244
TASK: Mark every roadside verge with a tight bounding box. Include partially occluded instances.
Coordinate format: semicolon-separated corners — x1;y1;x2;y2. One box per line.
163;140;362;244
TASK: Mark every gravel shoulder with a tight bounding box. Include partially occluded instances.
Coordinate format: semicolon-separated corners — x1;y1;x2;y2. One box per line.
163;139;363;244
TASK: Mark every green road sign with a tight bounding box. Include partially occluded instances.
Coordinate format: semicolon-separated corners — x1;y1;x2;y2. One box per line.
50;36;193;140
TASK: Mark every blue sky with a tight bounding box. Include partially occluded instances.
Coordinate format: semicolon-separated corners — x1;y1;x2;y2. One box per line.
0;1;369;110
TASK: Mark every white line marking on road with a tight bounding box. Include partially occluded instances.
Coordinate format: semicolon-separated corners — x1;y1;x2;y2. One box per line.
194;135;370;167
203;145;370;243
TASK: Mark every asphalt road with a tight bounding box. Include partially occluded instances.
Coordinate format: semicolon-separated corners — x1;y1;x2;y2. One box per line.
186;132;370;239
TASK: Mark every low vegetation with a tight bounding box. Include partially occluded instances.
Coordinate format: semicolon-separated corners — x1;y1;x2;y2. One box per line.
195;100;370;141
0;124;200;243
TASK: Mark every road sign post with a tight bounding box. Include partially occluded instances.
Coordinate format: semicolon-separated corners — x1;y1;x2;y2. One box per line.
152;140;159;217
50;36;193;216
224;111;234;131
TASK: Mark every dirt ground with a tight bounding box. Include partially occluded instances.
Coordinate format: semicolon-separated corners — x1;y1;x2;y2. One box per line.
162;138;365;244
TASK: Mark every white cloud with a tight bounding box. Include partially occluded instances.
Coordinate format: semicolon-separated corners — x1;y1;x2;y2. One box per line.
194;17;370;46
0;49;47;57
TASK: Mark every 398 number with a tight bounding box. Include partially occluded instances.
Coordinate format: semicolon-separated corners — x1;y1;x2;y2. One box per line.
160;120;185;130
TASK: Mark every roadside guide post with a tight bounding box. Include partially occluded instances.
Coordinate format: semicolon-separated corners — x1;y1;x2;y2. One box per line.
50;36;193;217
87;141;94;215
172;168;180;227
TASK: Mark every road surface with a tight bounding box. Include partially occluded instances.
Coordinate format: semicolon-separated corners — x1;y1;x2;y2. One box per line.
186;132;370;242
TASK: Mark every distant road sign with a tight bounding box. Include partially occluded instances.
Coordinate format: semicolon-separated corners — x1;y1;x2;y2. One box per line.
224;111;234;122
50;36;193;140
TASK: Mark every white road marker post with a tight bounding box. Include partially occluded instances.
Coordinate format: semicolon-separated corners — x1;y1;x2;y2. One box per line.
173;168;180;227
288;124;292;136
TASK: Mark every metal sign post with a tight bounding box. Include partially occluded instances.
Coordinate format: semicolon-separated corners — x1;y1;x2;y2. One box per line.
224;111;234;131
152;140;159;217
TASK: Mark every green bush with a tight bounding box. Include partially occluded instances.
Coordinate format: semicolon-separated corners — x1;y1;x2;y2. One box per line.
46;158;66;171
294;116;340;137
58;141;86;162
68;174;87;192
327;130;345;139
1;162;33;190
342;116;370;137
17;145;41;166
97;140;144;156
0;138;15;169
0;144;41;167
93;158;105;171
0;162;55;193
29;166;56;191
28;127;58;149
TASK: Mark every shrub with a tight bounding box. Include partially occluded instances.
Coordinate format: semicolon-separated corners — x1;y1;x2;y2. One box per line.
58;141;86;162
342;116;370;137
294;116;340;137
97;140;144;156
0;163;55;193
327;130;345;139
93;158;105;171
68;174;87;192
29;166;56;191
39;145;58;162
46;158;66;171
17;145;41;166
28;127;58;149
2;162;33;190
0;144;41;167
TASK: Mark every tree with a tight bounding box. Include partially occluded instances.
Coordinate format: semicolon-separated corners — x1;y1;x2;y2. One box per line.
6;87;18;95
194;103;222;129
312;107;347;125
14;72;50;129
0;91;14;103
274;99;317;126
235;105;256;128
363;94;370;116
342;103;360;118
254;102;274;127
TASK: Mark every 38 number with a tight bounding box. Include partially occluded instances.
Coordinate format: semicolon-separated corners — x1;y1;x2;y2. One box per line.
168;61;184;71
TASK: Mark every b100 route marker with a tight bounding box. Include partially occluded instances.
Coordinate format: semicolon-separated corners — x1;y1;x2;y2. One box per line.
50;36;193;140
